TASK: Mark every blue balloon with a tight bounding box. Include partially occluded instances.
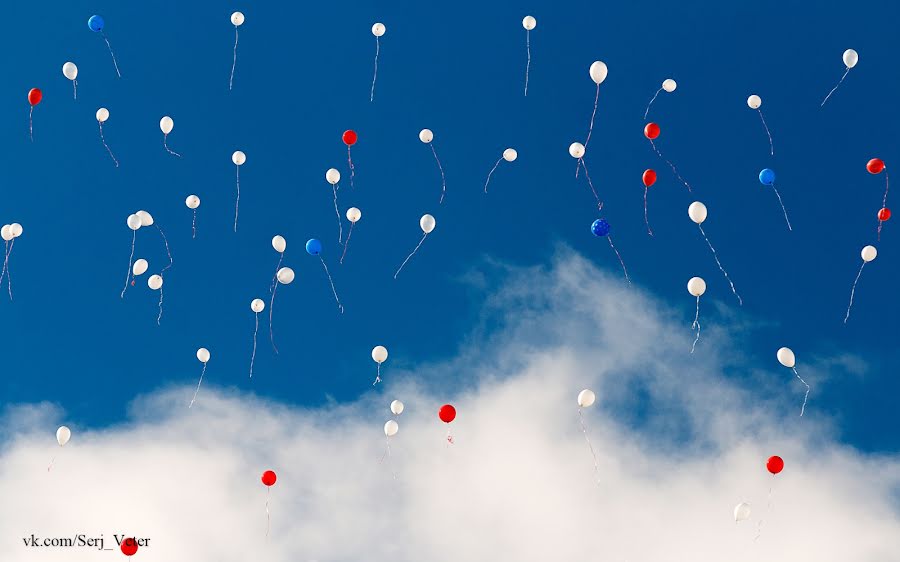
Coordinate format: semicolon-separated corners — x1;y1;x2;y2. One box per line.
88;15;104;32
591;219;610;237
759;168;776;186
305;238;323;256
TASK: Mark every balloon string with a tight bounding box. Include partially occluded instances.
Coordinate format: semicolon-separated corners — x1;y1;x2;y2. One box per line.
101;32;122;78
163;135;182;158
607;236;631;285
878;170;890;240
47;456;56;472
269;257;282;354
191;209;197;239
156;283;164;325
234;166;240;233
691;296;701;354
754;483;774;542
5;240;13;301
189;362;206;408
446;428;454;446
29;107;33;143
0;240;9;287
524;29;531;97
340;222;354;264
643;186;653;236
483;157;503;193
73;79;78;100
578;159;603;210
394;232;428;279
332;184;343;243
757;109;774;156
698;224;742;306
379;436;397;480
844;261;866;324
347;147;355;189
578;408;601;485
250;312;259;379
270;254;284;294
121;231;135;298
792;366;810;417
265;487;271;538
229;27;239;91
373;363;381;386
99;122;119;167
577;84;601;178
431;144;447;204
370;36;380;103
821;67;850;107
643;88;662;120
649;140;692;192
319;256;344;314
156;225;173;274
771;184;792;231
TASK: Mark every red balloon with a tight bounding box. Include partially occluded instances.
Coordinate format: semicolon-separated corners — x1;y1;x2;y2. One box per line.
342;130;358;146
28;88;42;106
642;169;657;187
261;470;277;487
867;158;885;174
879;208;891;221
644;122;660;140
766;455;784;475
438;404;456;423
120;538;138;556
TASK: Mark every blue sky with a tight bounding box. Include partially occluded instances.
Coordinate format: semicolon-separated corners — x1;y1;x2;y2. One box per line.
0;0;897;460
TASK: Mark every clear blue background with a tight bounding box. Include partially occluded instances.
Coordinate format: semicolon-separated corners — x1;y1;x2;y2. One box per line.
1;1;896;452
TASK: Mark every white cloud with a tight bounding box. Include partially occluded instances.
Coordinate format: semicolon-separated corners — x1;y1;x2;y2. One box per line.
1;252;898;561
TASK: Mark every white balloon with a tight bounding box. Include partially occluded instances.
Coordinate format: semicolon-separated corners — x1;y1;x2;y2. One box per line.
420;214;436;234
136;210;154;227
687;277;706;297
390;399;404;415
384;419;399;436
372;345;388;363
132;259;149;276
231;12;245;26
522;16;536;30
688;201;708;224
0;226;12;242
843;48;858;68
372;22;386;37
346;207;362;223
272;235;286;253
734;502;751;522
277;267;295;284
126;214;142;231
419;129;434;143
577;389;596;408
96;107;109;122
662;78;677;93
589;61;608;85
569;142;585;159
326;168;341;185
503;148;518;162
197;347;210;363
861;245;877;262
777;347;796;369
232;150;246;166
185;195;200;209
56;426;71;447
62;62;78;81
251;298;265;313
160;116;174;135
747;95;762;109
148;274;163;290
10;223;23;238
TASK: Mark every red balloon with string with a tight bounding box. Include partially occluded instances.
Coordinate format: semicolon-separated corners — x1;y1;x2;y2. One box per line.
261;470;277;486
878;208;891;222
439;404;456;443
120;538;138;556
27;88;42;142
643;122;660;140
766;455;784;474
641;169;657;236
642;169;657;187
869;158;891;239
867;158;885;174
644;122;691;192
342;130;358;188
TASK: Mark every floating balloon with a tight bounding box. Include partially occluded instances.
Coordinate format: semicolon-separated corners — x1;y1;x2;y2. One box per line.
644;122;692;192
325;168;344;243
644;77;676;120
371;345;388;385
439;403;456;443
641;169;657;235
132;259;148;277
96;107;119;167
822;49;858;107
261;469;276;537
591;219;630;284
120;214;142;298
878;208;891;222
747;94;774;155
568;142;602;209
420;129;448;203
120;539;138;557
232;150;246;232
27;88;41;142
734;502;751;523
148;274;162;290
577;389;595;408
394;214;436;278
844;245;877;324
687;277;706;353
130;210;172;323
189;348;210;408
522;16;536;96
306;238;344;313
47;425;73;471
867;159;890;239
758;168;792;230
483;147;517;194
88;15;121;78
766;455;784;475
229;12;245;90
246;298;266;379
384;420;399;437
688;202;742;305
575;61;608;180
370;23;386;102
341;207;361;264
390;399;404;415
576;389;601;483
777;347;810;416
185;195;200;238
160;116;181;157
62;62;78;99
343;130;357;189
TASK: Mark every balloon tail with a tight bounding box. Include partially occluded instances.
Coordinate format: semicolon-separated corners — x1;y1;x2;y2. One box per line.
821;67;850;107
156;225;173;273
371;36;380;102
73;80;77;100
163;135;182;158
394;233;428;279
524;29;531;97
379;436;397;480
101;32;122;78
691;296;701;354
578;159;604;210
754;484;774;542
99;122;119;167
121;231;135;298
29;107;33;143
757;109;774;156
332;184;343;243
578;408;601;485
319;256;343;313
650;140;692;192
265;486;271;538
577;84;601;178
156;284;164;325
347;147;355;189
0;240;9;286
5;240;13;301
270;254;284;294
269;263;282;354
340;222;354;264
643;186;653;236
191;209;197;239
234;166;240;233
483;157;503;193
771;184;792;231
698;224;742;306
607;236;631;285
878;170;890;240
844;261;866;324
189;362;206;408
229;27;239;91
792;366;810;417
446;428;454;446
373;363;381;386
250;313;259;379
47;456;56;472
643;88;662;120
431;144;447;204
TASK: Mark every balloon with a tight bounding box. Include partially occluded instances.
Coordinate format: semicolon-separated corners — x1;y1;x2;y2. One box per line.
766;455;784;474
88;15;105;32
644;122;660;139
642;169;657;187
662;78;677;92
126;214;142;231
120;538;138;556
372;22;386;37
878;208;891;221
272;235;286;253
688;201;708;224
346;207;361;223
439;404;456;423
0;226;12;242
759;168;776;186
390;400;404;415
96;108;109;122
867;158;885;174
687;277;706;297
132;259;148;276
734;502;751;522
418;129;433;143
231;12;245;26
147;275;163;290
372;345;388;363
843;48;858;68
503;148;518;162
276;267;295;284
196;348;210;363
185;195;200;209
577;389;596;408
861;245;877;262
261;470;277;487
62;62;78;80
232;150;246;166
589;61;608;85
384;420;399;436
420;214;436;234
56;426;71;446
305;238;322;256
160;116;174;135
777;347;795;368
591;219;610;237
136;210;153;227
251;298;265;313
747;95;762;109
342;130;358;146
326;168;341;185
522;16;536;30
10;223;23;238
28;88;42;106
568;142;585;158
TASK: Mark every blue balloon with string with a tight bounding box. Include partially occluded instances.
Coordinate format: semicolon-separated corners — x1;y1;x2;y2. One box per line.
759;168;776;186
88;15;104;32
305;238;323;256
591;219;610;237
